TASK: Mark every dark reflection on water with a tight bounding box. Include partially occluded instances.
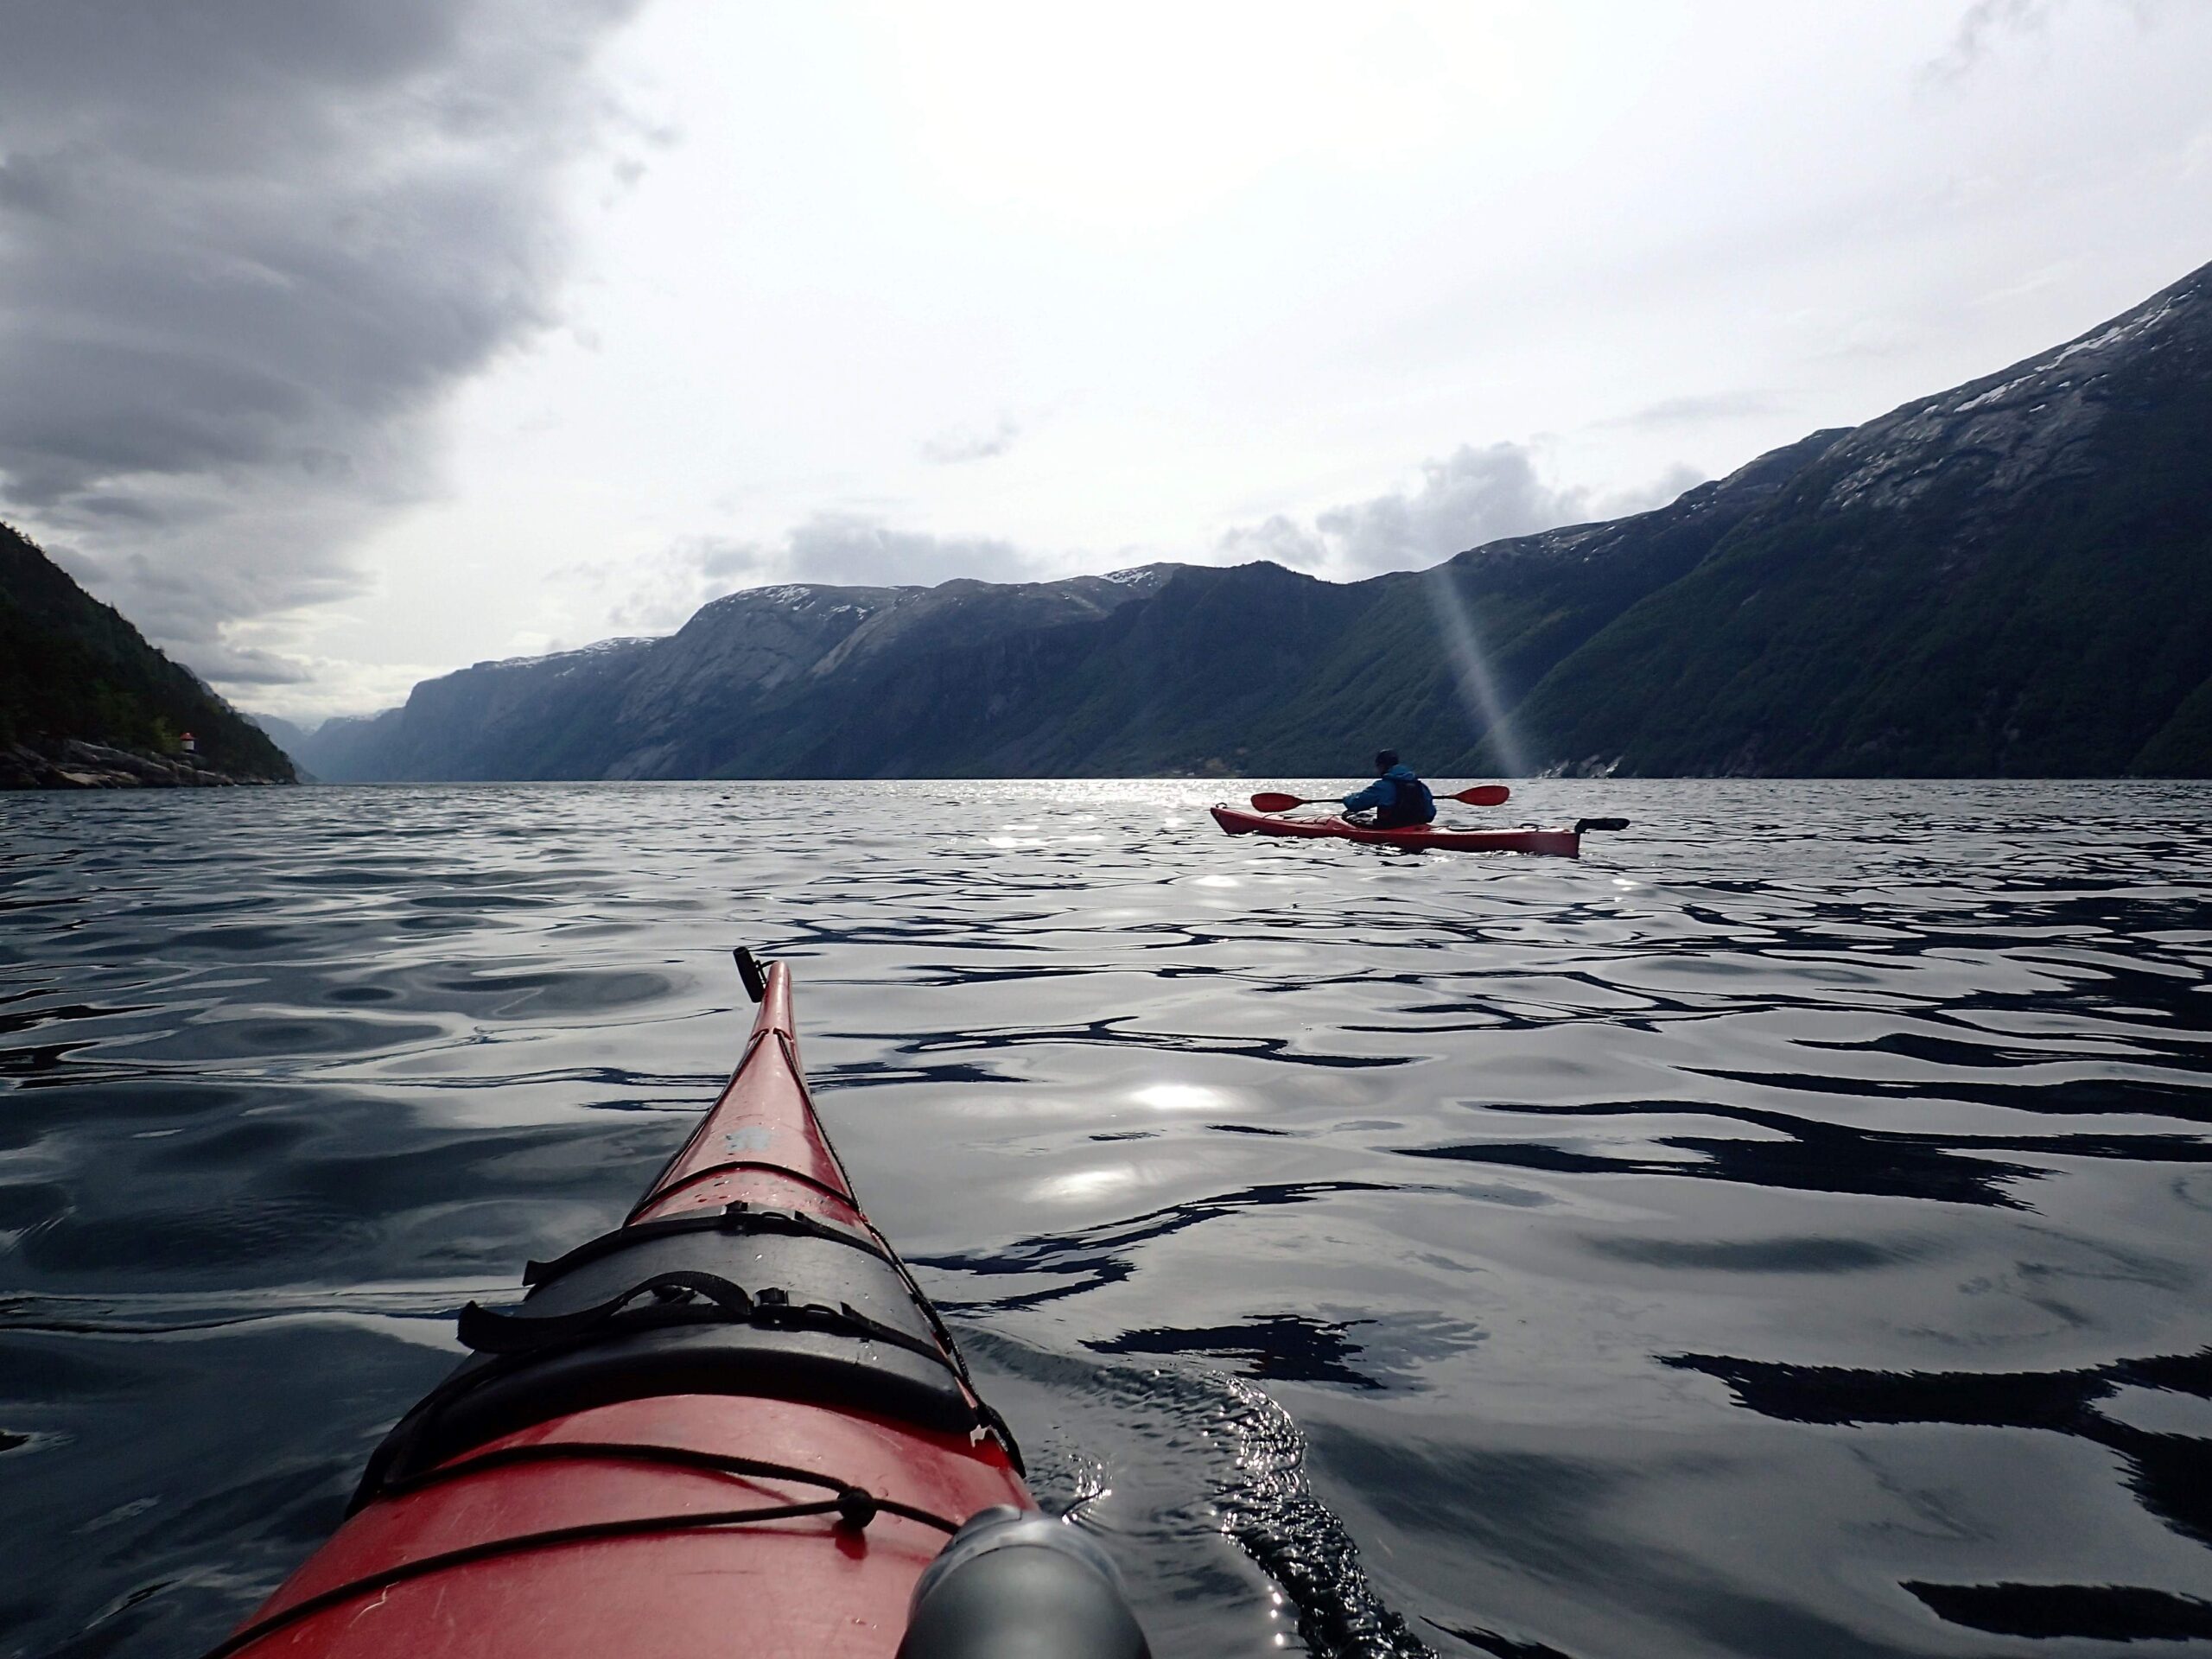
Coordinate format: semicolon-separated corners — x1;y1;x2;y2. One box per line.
1664;1346;2212;1548
3;778;2210;1658
1900;1582;2212;1643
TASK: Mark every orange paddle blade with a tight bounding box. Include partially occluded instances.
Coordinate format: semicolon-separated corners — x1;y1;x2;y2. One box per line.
1450;785;1511;806
1249;792;1311;812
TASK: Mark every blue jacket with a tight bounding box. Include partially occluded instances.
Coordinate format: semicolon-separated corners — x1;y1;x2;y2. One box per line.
1342;764;1435;822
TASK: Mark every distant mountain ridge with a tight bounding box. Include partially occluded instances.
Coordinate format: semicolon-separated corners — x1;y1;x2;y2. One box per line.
291;262;2212;782
1495;261;2212;777
1;522;294;786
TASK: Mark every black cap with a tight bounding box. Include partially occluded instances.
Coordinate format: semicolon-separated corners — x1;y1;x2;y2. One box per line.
1374;749;1398;771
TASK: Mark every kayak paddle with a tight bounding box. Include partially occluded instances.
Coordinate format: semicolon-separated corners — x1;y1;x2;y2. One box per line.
1249;785;1511;813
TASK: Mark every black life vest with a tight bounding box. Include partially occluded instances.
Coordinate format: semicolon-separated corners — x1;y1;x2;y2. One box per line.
1374;773;1435;828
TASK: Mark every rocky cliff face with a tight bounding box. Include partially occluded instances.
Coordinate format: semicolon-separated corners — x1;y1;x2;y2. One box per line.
1;737;283;790
297;261;2212;782
372;638;658;780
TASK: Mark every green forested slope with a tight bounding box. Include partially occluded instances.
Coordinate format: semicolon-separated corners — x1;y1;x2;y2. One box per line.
0;522;293;780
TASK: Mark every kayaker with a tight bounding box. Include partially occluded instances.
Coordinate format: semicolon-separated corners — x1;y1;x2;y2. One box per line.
1342;750;1436;828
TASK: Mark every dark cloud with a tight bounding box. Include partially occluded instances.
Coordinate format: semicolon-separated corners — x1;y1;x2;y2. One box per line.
181;640;317;688
918;413;1023;464
1218;442;1708;580
0;0;645;683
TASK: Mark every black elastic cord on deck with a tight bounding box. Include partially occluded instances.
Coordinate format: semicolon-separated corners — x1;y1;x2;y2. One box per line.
201;1471;959;1659
352;1274;985;1514
455;1276;960;1371
380;1436;854;1497
377;1437;957;1533
557;1194;1023;1474
525;1205;1029;1477
460;1294;1028;1484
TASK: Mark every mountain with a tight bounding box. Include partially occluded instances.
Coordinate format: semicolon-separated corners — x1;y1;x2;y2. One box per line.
1493;263;2212;777
0;522;296;786
299;570;1195;779
294;453;1841;784
300;262;2212;782
249;712;315;766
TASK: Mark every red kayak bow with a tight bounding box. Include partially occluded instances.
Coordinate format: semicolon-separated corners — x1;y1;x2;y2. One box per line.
212;953;1147;1659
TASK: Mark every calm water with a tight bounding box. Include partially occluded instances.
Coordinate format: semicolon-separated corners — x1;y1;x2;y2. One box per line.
3;779;2210;1659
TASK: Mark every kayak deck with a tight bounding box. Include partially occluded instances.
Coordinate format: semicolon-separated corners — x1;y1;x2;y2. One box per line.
1210;804;1583;857
219;960;1029;1659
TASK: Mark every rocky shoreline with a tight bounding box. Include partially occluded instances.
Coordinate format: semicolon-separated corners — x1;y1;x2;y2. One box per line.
3;739;292;790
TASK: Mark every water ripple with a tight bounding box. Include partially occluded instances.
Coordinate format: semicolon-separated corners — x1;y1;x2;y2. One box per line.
3;778;2209;1657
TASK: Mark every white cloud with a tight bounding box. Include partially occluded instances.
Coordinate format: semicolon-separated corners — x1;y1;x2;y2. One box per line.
1605;391;1791;429
1218;443;1707;581
1923;0;2054;83
782;514;1039;587
918;414;1024;464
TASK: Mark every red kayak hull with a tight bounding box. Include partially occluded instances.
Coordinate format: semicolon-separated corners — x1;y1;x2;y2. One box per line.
1209;804;1582;857
219;963;1028;1659
238;1398;1024;1658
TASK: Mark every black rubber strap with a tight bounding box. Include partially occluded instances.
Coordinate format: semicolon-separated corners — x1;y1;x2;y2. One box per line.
747;1289;956;1369
377;1437;896;1501
457;1274;955;1372
832;1211;1027;1476
521;1202;888;1287
458;1271;755;1355
849;1217;980;1385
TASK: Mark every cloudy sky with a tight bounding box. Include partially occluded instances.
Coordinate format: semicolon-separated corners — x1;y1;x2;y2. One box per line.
3;0;2208;721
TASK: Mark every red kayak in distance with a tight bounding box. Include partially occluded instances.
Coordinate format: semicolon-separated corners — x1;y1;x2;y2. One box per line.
1210;804;1608;857
212;954;1148;1659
